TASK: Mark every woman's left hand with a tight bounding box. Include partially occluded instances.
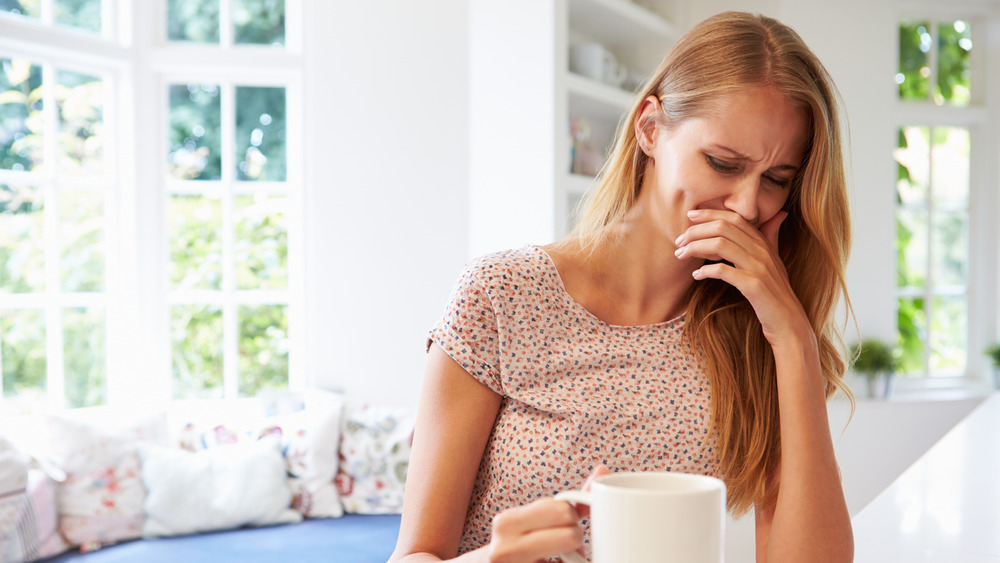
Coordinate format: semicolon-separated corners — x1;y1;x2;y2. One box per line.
673;208;810;346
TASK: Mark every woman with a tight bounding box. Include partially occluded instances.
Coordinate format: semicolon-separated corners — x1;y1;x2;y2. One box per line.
391;11;854;563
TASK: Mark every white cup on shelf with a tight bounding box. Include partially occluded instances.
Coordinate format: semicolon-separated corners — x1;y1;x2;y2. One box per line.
569;42;627;87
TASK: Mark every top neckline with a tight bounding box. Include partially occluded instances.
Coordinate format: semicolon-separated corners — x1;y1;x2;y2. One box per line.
528;245;686;331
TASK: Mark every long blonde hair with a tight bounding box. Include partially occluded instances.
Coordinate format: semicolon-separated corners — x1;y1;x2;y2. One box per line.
572;11;853;515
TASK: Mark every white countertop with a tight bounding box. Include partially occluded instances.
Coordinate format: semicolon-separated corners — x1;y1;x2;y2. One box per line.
852;393;1000;562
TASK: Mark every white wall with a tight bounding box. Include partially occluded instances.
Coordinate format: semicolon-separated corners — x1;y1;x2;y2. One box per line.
303;1;470;409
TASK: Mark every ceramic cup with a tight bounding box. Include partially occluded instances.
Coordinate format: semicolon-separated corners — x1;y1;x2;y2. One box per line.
569;42;627;87
555;472;726;563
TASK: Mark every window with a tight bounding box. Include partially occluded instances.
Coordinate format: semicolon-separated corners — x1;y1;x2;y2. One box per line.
1;5;113;410
0;0;302;412
894;13;991;386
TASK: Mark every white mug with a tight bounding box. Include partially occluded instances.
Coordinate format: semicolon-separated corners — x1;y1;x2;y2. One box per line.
555;472;726;563
569;42;626;87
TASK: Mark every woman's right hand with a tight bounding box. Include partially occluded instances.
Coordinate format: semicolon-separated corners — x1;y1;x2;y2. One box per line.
484;465;610;563
485;498;584;562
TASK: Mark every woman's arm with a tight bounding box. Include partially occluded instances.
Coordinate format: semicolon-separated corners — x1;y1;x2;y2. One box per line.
389;344;585;562
755;331;853;563
677;209;853;562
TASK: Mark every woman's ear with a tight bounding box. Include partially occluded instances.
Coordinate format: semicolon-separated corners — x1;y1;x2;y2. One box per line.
635;95;661;157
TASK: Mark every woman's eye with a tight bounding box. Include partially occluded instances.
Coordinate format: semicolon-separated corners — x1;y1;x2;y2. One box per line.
706;155;738;174
763;175;792;189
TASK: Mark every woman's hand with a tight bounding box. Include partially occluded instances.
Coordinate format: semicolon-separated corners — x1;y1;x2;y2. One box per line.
673;208;811;346
484;465;610;563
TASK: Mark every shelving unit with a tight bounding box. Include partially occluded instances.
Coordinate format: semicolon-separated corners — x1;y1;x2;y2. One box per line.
468;0;678;256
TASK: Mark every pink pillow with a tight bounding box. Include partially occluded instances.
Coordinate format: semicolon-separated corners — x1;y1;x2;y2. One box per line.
45;412;168;551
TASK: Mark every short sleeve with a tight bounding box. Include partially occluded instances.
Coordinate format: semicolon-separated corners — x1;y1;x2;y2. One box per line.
427;264;504;395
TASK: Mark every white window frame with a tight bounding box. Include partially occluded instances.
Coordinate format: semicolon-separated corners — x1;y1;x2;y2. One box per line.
893;2;999;399
0;0;306;411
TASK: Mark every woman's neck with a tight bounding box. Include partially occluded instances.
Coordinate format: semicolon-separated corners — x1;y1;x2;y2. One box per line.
546;220;699;326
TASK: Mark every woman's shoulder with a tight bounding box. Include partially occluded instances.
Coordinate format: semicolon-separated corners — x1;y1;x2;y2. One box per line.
463;245;548;277
458;246;555;294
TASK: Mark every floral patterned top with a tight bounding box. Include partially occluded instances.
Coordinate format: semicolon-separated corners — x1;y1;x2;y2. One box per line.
428;245;719;556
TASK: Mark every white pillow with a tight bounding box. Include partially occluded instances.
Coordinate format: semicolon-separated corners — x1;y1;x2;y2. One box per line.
139;436;302;538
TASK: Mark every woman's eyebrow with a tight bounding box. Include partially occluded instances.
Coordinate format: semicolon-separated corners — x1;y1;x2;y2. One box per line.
709;144;799;172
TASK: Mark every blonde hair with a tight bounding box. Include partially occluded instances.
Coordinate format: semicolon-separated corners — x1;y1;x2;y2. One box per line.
572;11;853;516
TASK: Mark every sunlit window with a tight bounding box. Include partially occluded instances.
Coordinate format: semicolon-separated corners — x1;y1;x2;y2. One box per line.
895;16;980;381
0;0;301;411
167;83;290;399
0;55;110;409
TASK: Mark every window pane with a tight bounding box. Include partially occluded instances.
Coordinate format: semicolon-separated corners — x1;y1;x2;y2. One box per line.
895;126;929;205
936;21;972;106
897;297;926;374
167;0;220;43
898;20;931;100
236;86;286;181
930;127;969;205
57;70;104;177
55;0;101;33
1;1;41;18
168;84;221;181
238;304;287;397
171;304;223;399
59;188;104;292
0;184;45;293
1;59;44;172
235;194;287;289
930;211;967;288
1;308;46;399
896;209;928;288
233;0;285;45
168;195;222;290
64;306;105;407
929;296;966;373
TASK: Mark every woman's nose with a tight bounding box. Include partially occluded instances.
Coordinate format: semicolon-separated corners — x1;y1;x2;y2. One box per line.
723;177;759;224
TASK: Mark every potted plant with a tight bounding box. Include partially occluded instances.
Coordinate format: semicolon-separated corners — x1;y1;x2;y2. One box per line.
850;338;901;399
985;342;1000;390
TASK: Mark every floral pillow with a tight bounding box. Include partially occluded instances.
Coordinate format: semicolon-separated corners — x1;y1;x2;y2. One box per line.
44;411;168;552
335;404;415;514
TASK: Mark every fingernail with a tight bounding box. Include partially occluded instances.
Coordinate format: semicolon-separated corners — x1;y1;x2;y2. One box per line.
692;268;702;279
674;247;684;257
674;234;684;246
687;210;701;219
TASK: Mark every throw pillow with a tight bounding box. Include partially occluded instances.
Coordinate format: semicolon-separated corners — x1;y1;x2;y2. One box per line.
256;391;345;518
172;389;346;519
139;436;302;538
335;404;415;514
44;411;168;551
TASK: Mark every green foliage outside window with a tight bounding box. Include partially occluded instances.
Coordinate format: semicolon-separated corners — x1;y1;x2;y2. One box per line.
898;20;972;105
238;304;288;397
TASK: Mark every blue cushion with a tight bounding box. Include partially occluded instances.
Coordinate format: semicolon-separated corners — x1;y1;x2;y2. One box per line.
40;514;401;563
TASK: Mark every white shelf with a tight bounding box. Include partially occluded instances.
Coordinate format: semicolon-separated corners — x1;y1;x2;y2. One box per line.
566;72;635;121
569;0;675;45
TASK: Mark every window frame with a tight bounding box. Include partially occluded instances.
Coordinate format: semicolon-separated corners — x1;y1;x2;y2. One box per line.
0;0;307;411
892;3;999;398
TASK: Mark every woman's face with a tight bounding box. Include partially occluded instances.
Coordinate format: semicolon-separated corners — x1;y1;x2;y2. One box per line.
636;86;809;243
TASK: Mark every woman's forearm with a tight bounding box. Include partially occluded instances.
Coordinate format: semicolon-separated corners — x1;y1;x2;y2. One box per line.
763;330;853;563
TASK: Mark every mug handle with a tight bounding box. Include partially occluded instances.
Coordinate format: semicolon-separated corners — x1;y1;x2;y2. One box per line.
553;491;591;563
